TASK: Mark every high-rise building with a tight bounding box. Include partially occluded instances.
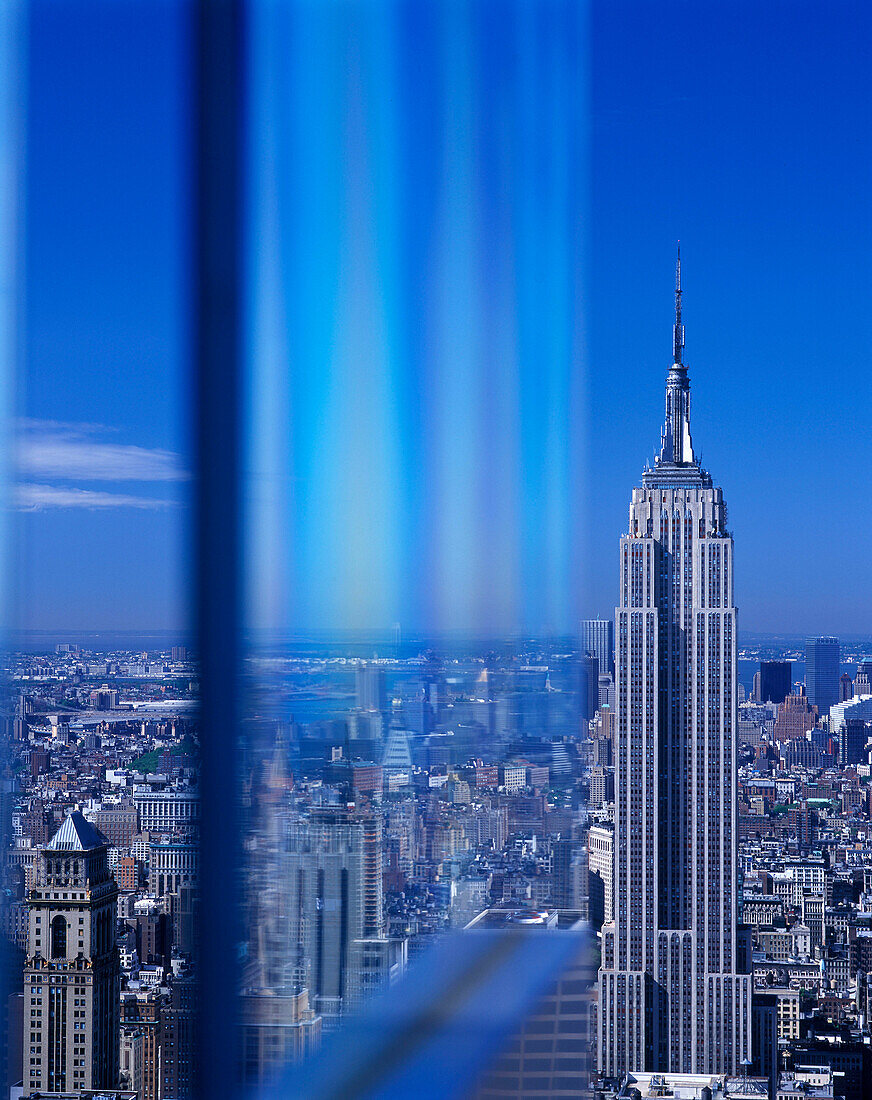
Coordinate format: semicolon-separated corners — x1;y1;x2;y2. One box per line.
239;989;321;1088
581;619;615;677
580;652;600;723
855;659;872;697
22;811;120;1096
133;789;200;834
88;802;138;848
597;257;751;1076
839;718;871;767
464;908;594;1099
148;836;199;896
355;662;388;714
774;690;817;742
285;811;384;1022
552;836;588;911
587;823;614;931
120;989;162;1100
805;637;840;715
760;660;791;705
160;974;196;1100
120;1024;145;1098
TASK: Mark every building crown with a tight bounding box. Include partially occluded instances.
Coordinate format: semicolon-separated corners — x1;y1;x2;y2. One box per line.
657;243;695;468
46;809;108;852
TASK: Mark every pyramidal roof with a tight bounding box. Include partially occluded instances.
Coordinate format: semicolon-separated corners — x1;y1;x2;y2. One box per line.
47;810;108;851
382;723;413;770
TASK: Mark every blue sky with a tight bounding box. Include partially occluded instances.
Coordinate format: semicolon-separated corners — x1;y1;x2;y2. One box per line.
12;0;872;636
13;0;190;633
587;0;872;633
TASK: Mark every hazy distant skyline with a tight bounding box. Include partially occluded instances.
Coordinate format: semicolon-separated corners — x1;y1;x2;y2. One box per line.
14;0;872;635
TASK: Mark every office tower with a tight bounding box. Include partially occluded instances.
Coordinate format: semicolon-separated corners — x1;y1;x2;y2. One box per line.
751;992;779;1098
88;802;138;848
120;990;162;1100
581;618;615;677
855;659;872;697
355;662;388;713
580;652;600;723
805;636;840;715
839;718;871;766
285;811;384;1022
133;789;200;833
346;937;408;1010
168;883;198;955
589;765;614;806
239;989;321;1088
598;672;616;710
839;672;854;701
160;974;196;1100
404;681;433;737
23;811;119;1096
119;1025;145;1098
136;907;170;967
774;691;817;742
587;823;614;930
592;736;613;767
381;718;413;771
751;670;761;702
148;836;199;895
760;660;791;705
464;909;594;1100
598;257;751;1076
552;837;581;909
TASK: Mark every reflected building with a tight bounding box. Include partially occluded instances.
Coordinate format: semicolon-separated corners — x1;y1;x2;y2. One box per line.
285;810;384;1023
466;908;593;1100
598;258;751;1075
355;662;388;714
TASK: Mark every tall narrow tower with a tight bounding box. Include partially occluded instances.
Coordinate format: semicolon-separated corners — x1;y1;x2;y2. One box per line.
23;810;119;1096
597;254;751;1076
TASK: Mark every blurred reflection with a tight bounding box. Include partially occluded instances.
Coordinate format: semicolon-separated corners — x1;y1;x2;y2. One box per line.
241;0;593;1090
239;636;599;1092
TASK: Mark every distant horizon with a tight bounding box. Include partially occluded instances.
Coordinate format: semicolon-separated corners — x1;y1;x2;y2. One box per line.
9;625;872;650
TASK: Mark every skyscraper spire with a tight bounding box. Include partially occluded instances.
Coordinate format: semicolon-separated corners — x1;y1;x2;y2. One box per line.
655;244;696;470
673;241;684;365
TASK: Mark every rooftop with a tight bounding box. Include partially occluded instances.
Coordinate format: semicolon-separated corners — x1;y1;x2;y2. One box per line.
46;809;108;851
614;1072;769;1100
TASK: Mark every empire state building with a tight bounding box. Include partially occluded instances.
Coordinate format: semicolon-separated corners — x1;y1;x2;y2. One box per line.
597;254;751;1076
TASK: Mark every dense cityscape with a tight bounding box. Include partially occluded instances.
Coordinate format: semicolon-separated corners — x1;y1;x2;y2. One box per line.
2;271;872;1100
4;279;872;1100
3;634;872;1097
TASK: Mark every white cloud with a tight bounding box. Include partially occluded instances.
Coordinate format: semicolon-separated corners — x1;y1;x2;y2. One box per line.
14;420;189;482
14;483;178;512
